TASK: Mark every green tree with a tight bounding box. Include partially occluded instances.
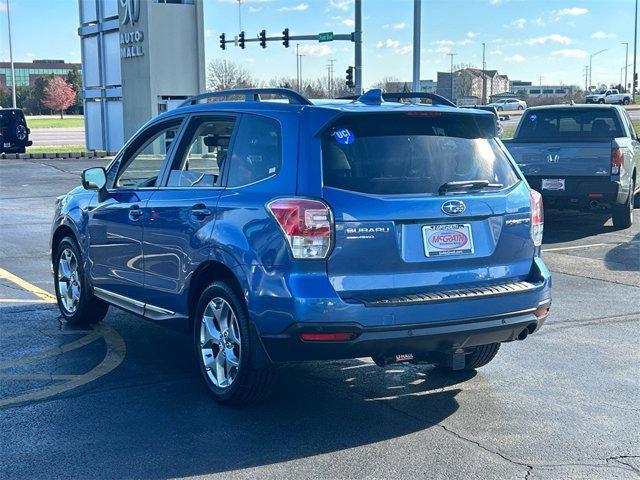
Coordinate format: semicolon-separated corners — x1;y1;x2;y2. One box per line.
66;68;83;114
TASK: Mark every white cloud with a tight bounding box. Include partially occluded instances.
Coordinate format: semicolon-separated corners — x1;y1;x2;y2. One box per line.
298;44;333;57
205;29;213;38
385;22;406;29
26;52;35;58
329;0;353;11
592;31;616;39
342;18;355;27
436;46;451;54
526;34;572;46
556;7;588;17
248;6;262;13
245;58;256;63
377;38;400;49
552;48;588;58
277;3;308;11
490;49;503;55
504;54;526;62
490;0;502;4
506;18;526;29
434;39;455;46
396;45;412;55
467;31;480;38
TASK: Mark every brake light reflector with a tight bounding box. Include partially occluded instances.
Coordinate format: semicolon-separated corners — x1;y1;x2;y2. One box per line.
267;198;332;259
530;190;544;247
611;147;624;175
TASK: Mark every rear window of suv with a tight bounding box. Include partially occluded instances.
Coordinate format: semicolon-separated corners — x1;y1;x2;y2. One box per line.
321;112;518;196
516;108;623;140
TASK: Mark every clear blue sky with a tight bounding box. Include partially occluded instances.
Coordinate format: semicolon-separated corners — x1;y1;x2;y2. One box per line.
0;0;637;88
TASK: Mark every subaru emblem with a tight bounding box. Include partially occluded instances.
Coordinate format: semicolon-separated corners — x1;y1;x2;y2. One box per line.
441;200;466;215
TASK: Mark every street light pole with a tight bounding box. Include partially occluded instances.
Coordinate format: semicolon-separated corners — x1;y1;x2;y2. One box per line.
5;0;17;108
354;0;362;95
634;0;638;102
482;42;486;104
589;49;608;91
412;0;421;93
622;42;629;92
447;53;457;102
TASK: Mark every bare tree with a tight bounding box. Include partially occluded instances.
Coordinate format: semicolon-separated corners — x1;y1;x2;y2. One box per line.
370;76;402;92
206;59;255;92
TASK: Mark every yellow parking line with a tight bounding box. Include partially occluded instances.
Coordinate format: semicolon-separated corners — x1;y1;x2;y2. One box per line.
0;267;56;303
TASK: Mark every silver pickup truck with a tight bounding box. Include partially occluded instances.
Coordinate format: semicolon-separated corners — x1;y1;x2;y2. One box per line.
503;105;639;228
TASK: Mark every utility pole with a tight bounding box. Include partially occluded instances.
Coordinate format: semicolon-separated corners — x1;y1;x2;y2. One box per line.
584;66;589;92
622;42;629;92
447;53;457;102
237;0;242;32
412;0;421;93
482;42;486;104
354;0;363;94
634;0;638;102
589;49;607;91
296;44;300;91
6;0;16;108
538;75;543;86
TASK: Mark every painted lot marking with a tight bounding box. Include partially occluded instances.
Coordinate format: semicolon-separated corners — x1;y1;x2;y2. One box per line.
542;243;609;253
0;266;56;303
0;267;125;408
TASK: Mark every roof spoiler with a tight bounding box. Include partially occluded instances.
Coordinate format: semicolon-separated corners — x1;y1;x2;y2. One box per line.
179;88;313;107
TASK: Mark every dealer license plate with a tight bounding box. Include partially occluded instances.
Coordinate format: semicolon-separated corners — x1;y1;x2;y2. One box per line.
422;224;474;257
542;178;565;191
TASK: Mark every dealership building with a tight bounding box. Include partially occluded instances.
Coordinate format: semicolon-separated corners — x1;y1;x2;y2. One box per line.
0;59;81;87
77;0;205;151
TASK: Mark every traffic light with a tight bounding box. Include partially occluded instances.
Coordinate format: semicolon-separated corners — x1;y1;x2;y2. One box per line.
239;31;245;49
345;66;354;88
259;29;267;48
635;73;638;89
219;33;226;50
282;28;290;48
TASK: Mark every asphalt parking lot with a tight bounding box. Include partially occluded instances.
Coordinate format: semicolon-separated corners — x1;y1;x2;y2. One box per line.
1;157;638;479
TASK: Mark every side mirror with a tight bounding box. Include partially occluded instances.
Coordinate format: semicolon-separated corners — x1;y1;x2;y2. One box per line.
82;167;107;191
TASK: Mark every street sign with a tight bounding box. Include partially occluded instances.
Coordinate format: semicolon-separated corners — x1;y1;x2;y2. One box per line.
318;32;334;43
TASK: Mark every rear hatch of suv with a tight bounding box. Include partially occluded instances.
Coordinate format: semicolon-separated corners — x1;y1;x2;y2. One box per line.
319;110;537;303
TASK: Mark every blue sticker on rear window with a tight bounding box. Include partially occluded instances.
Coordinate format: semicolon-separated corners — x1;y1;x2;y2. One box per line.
530;114;537;122
333;128;355;145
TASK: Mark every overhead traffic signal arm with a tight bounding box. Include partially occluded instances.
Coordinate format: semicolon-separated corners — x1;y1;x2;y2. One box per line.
217;29;354;49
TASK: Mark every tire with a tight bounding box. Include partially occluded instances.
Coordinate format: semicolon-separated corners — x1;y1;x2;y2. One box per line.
598;99;605;104
496;106;503;111
612;181;635;229
53;236;109;325
193;281;275;405
624;98;631;105
518;105;524;110
436;343;501;371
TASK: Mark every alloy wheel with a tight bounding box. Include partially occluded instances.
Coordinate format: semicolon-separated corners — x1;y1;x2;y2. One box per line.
200;297;242;388
57;248;81;314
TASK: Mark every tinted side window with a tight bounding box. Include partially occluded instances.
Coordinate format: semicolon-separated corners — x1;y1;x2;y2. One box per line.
167;117;236;187
226;115;281;188
116;120;182;188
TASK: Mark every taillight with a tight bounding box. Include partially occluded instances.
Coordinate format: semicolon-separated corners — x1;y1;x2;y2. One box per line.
611;147;624;175
267;198;333;259
530;189;544;247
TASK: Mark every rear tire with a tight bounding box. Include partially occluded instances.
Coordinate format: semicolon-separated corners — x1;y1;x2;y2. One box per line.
435;343;501;371
193;281;275;405
624;98;631;105
53;236;109;325
612;182;634;229
518;105;524;110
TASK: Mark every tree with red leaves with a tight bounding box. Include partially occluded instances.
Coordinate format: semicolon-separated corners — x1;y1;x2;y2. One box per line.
42;77;76;119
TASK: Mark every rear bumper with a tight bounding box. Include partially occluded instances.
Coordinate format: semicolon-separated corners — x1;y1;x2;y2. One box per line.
247;257;551;363
260;305;549;362
525;175;623;209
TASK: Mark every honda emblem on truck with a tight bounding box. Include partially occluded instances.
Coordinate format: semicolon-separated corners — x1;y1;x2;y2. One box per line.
441;200;466;215
546;153;559;163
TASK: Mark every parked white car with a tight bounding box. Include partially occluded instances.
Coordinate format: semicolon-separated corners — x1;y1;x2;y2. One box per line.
487;98;527;111
585;89;632;105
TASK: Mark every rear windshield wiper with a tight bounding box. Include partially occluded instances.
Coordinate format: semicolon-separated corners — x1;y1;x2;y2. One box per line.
438;180;504;195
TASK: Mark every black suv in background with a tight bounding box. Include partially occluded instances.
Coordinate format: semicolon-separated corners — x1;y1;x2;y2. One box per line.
0;109;32;154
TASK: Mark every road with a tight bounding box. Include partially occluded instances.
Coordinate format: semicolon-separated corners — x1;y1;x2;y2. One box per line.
29;127;85;147
0;157;638;479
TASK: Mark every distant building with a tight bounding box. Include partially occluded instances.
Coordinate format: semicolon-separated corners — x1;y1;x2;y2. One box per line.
511;82;579;98
437;68;509;103
386;80;437;93
0;59;81;87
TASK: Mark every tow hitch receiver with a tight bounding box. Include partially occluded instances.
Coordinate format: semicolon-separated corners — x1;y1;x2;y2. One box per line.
372;353;415;367
451;349;466;370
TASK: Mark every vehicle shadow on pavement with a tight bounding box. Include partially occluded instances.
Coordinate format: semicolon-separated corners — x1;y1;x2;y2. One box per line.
542;209;616;243
1;310;474;479
604;232;640;271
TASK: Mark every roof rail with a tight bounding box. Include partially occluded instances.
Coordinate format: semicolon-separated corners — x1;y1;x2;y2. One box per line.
179;88;313;107
337;91;456;108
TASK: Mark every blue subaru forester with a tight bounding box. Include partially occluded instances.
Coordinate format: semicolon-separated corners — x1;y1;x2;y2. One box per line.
51;89;551;404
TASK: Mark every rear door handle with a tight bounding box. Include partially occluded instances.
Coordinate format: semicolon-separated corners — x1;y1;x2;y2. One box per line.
128;204;143;221
191;204;211;219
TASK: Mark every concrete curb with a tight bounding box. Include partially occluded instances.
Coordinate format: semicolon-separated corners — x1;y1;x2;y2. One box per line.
1;151;115;160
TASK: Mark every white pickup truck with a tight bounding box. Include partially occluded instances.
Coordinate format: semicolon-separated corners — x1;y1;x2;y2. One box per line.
585;89;632;105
